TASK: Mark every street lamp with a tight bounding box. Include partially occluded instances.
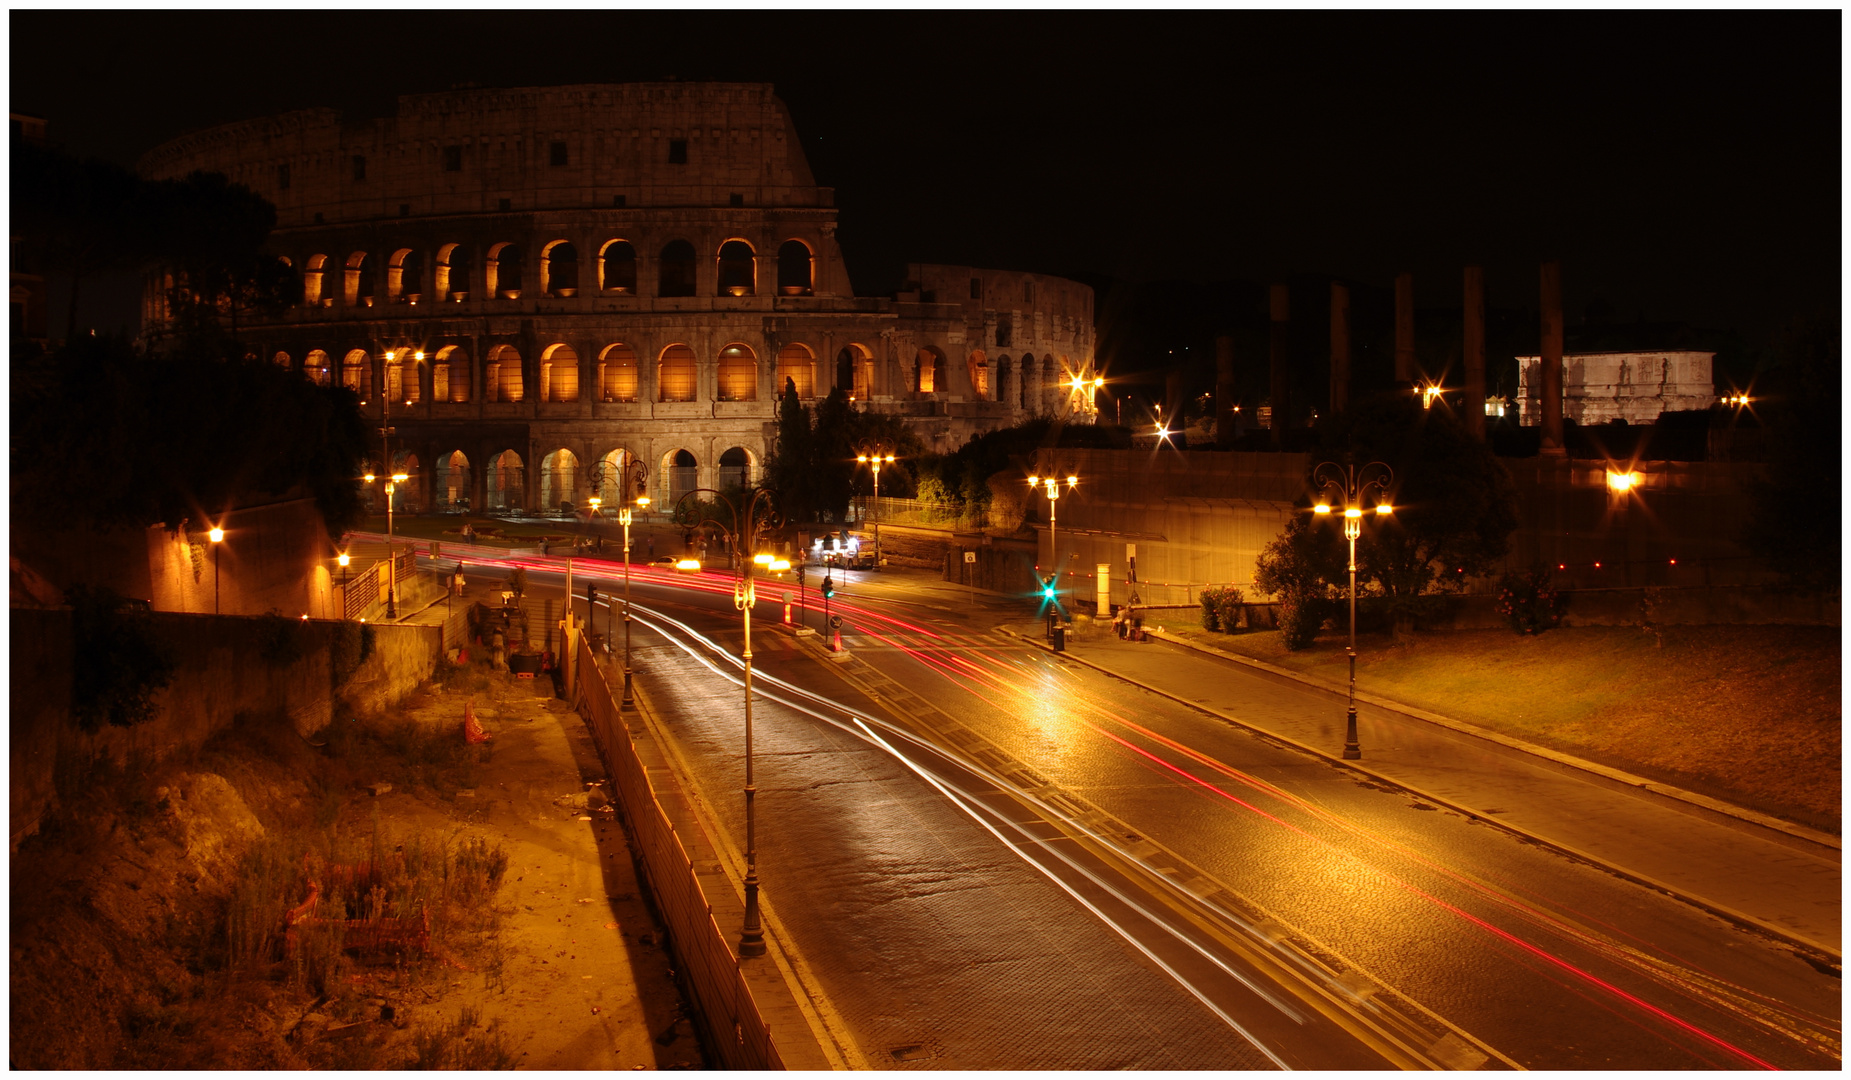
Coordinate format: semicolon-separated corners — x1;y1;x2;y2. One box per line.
1027;472;1079;611
673;486;784;959
611;457;650;707
1311;460;1394;760
365;469;411;618
208;526;224;614
854;443;897;570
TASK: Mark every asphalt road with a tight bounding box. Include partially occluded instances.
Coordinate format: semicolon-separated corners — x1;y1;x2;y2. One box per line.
449;554;1842;1070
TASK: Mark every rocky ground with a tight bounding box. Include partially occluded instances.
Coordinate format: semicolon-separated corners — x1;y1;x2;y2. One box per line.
9;658;699;1069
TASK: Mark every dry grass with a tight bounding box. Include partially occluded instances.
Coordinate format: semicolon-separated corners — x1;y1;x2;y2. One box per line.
1163;622;1841;826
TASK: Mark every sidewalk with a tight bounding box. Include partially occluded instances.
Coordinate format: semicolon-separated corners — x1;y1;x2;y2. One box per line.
1001;620;1842;962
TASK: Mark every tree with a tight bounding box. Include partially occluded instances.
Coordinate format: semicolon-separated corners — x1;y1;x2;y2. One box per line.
1742;309;1840;593
763;378;816;522
1321;392;1519;600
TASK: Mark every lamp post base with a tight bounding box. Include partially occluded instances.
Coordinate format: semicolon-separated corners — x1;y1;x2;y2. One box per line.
739;877;767;957
1342;705;1362;759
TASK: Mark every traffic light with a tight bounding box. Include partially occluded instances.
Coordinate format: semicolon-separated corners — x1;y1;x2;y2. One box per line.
820;575;834;599
586;583;598;607
1042;574;1057;601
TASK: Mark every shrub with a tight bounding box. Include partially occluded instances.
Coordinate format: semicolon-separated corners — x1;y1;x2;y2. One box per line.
1212;586;1245;631
1277;584;1327;650
1199;589;1220;632
1496;565;1564;634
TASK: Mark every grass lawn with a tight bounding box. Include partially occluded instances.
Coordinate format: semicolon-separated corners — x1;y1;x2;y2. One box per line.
1160;620;1841;827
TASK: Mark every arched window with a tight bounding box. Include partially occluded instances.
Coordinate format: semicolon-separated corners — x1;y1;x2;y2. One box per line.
541;449;579;510
436;243;472;302
717;240;755;296
836;343;873;400
344;252;373;306
777;240;813;295
388;248;424;302
658;344;696;402
667;449;698;504
915;346;945;393
342;349;371;396
487;243;523;297
600;240;636;294
968;349;989;400
306;349;331;387
996;354;1013;409
658;240;696;297
540;344;579;402
541;241;578;296
485;344;523;402
717;343;757;401
1019;355;1034;411
776;343;814;399
272;350;292;369
435;345;469;402
719;447;751;492
393;351;421;404
303;255;327;304
436;450;471;510
600;343;638;402
486;449;525;510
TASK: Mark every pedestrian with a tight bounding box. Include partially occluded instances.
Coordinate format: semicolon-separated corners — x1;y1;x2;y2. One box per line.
648;534;655;561
453;567;466;596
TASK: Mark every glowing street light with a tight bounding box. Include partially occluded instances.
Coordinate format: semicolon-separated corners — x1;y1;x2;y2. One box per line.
208;526;224;613
855;443;897;570
672;485;784;958
597;455;650;706
1028;472;1079;612
1311;459;1394;760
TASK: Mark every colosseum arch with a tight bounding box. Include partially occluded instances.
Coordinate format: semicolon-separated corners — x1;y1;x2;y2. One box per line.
303;254;327;304
776;343;814;399
663;448;699;505
435;450;472;510
384;350;421;404
996;354;1013;407
777;240;813;296
593;448;646;504
836;343;875;399
434;345;469;402
914;345;947;393
717;240;756;296
718;446;753;492
967;349;990;401
599;343;639;402
485;344;524;402
387;248;424;302
485;449;526;510
305;349;331;387
341;349;372;397
717;343;758;401
391;451;423;512
540;448;580;510
272;350;292;370
343;252;374;306
599;240;637;294
540;343;580;402
540;240;580;296
658;240;696;297
435;243;471;301
658;344;697;402
486;242;524;298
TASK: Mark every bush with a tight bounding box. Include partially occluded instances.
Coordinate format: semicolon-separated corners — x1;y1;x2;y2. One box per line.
1497;565;1564;634
1199;589;1220;632
1199;586;1247;633
1278;585;1327;650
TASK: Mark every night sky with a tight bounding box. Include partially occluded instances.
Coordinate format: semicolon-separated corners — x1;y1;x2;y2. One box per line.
11;10;1840;353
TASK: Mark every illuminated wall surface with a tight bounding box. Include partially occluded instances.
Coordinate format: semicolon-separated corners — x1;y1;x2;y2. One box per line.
1515;351;1717;426
137;83;1096;511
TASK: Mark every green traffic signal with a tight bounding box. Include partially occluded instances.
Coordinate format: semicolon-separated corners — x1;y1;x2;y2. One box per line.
821;575;835;599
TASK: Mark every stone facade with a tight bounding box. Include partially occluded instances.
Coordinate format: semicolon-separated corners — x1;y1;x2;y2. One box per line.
136;83;1094;513
1515;350;1715;426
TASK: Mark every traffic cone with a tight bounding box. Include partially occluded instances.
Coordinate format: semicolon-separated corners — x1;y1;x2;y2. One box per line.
463;698;493;743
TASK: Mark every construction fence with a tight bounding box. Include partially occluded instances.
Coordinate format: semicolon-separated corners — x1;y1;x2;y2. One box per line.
574;638;784;1070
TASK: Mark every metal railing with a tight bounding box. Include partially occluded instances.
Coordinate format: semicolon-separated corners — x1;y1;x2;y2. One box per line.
575;639;784;1070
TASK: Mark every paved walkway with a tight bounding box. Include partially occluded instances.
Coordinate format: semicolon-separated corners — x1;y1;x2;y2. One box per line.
1001;617;1841;962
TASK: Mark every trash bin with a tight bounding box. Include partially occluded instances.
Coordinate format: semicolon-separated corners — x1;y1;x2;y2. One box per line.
1051;623;1066;652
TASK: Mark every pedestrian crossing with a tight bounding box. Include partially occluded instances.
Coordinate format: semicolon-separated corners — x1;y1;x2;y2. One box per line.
835;630;1010;653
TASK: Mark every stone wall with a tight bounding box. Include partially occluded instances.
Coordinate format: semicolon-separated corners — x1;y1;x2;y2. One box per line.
1517;351;1716;425
9;609;440;852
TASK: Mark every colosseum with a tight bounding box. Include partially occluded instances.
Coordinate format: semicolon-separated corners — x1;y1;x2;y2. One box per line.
136;82;1098;514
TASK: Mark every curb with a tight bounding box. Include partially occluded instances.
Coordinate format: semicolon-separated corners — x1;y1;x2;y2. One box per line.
1142;627;1840;851
996;627;1842;966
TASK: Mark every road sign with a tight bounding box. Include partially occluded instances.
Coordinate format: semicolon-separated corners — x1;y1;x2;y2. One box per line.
964;551;976;562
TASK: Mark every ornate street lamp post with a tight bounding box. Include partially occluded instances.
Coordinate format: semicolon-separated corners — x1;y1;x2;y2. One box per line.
609;458;651;707
673;486;786;958
1027;472;1078;609
209;526;224;614
854;443;896;570
1311;460;1394;760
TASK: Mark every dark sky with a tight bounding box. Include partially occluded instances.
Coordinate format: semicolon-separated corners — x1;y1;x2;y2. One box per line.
11;10;1841;344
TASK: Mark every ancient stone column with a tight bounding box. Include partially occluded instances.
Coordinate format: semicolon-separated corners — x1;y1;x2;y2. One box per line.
1270;284;1290;446
1329;281;1351;416
1214;334;1237;448
1463;265;1486;440
1540;260;1565;453
1394;271;1416;384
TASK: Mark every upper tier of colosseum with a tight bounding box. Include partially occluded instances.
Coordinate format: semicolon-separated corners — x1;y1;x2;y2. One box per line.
136;83;826;229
